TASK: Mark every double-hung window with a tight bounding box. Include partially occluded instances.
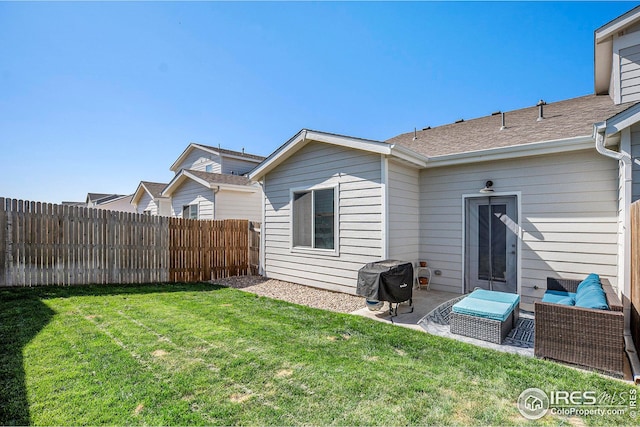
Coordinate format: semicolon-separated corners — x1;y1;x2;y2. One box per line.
182;204;198;219
292;187;337;252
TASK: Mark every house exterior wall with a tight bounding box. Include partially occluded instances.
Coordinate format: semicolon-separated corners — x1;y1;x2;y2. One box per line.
387;160;420;264
135;192;158;215
419;149;619;308
620;43;640;104
611;29;640;104
215;187;262;222
262;141;383;294
221;157;260;176
170;179;215;219
95;196;136;213
174;149;222;174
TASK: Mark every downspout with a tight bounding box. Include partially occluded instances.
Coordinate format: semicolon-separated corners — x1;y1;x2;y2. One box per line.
595;124;640;384
212;186;220;219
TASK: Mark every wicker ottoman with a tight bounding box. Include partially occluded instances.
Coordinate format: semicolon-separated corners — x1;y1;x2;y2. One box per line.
450;290;520;345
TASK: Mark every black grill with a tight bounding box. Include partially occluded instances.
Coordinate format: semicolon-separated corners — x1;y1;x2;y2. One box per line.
356;260;413;316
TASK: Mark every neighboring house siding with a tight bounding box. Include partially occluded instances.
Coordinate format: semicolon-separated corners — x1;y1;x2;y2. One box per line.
175;149;222;173
419;149;619;308
620;44;640;104
221;157;259;176
387;160;420;264
95;196;136;213
215;188;262;222
136;192;158;215
631;123;640;202
263;142;383;294
170;179;214;219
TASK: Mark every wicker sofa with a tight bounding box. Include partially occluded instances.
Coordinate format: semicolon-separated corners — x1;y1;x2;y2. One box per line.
534;277;625;376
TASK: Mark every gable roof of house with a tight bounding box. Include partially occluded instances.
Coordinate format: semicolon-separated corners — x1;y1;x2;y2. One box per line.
170;143;266;172
162;169;256;197
131;181;169;206
386;95;636;158
248;129;427;180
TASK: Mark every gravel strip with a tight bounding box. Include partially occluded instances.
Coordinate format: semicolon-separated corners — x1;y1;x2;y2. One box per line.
213;275;364;313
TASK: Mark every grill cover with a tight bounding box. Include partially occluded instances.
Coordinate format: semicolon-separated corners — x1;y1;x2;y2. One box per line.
357;260;413;303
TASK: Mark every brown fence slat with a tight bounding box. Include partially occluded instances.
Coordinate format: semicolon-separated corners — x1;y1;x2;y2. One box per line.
631;201;640;358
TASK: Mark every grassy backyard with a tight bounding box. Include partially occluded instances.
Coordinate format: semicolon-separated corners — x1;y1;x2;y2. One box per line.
0;283;637;426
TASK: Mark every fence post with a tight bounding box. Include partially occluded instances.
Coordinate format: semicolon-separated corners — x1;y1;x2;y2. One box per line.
0;198;5;286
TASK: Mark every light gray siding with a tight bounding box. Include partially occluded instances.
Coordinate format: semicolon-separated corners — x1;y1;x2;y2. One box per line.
631;123;640;202
170;179;215;219
175;149;222;174
135;192;158;215
387;160;420;264
263;141;383;294
420;149;619;308
221;157;260;176
620;44;640;103
216;188;262;222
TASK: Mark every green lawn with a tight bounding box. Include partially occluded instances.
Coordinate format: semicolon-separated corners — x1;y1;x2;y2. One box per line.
0;283;637;426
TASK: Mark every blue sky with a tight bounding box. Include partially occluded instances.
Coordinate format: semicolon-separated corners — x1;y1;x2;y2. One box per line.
0;1;637;203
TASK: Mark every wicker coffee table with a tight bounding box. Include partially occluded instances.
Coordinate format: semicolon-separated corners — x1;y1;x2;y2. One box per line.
450;289;520;344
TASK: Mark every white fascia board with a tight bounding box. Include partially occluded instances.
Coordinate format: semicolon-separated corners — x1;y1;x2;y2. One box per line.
389;144;428;167
307;130;391;154
602;103;640;135
162;170;213;197
424;136;594;168
169;143;221;172
131;182;147;205
249;129;391;181
595;6;640;43
248;130;308;181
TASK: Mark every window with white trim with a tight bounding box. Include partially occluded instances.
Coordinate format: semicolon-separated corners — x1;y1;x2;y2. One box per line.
182;204;198;219
292;187;336;250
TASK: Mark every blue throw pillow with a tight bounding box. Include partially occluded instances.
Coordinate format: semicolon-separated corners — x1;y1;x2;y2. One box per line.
575;286;609;310
551;296;576;306
576;273;601;293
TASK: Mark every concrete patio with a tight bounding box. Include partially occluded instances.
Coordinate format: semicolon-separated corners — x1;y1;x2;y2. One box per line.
350;287;460;331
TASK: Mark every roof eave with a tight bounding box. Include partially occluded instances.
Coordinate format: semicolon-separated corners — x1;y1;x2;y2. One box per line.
169;143;221;172
249;129;393;181
423;136;595;168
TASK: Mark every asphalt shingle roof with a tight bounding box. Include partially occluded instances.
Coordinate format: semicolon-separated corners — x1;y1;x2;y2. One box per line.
196;144;266;161
141;181;168;199
187;170;253;186
386;95;637;157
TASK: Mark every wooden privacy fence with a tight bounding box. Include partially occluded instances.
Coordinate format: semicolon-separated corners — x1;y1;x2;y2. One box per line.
169;218;258;282
631;201;640;356
0;198;260;286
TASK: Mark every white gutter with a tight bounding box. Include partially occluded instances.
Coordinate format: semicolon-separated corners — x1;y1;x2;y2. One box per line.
423;136;594;168
594;123;640;384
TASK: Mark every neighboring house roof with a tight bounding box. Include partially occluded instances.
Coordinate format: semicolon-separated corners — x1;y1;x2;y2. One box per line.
131;181;169;206
86;193;113;204
170;143;266;172
197;144;266;162
162;169;257;197
187;169;253;186
386;95;637;158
